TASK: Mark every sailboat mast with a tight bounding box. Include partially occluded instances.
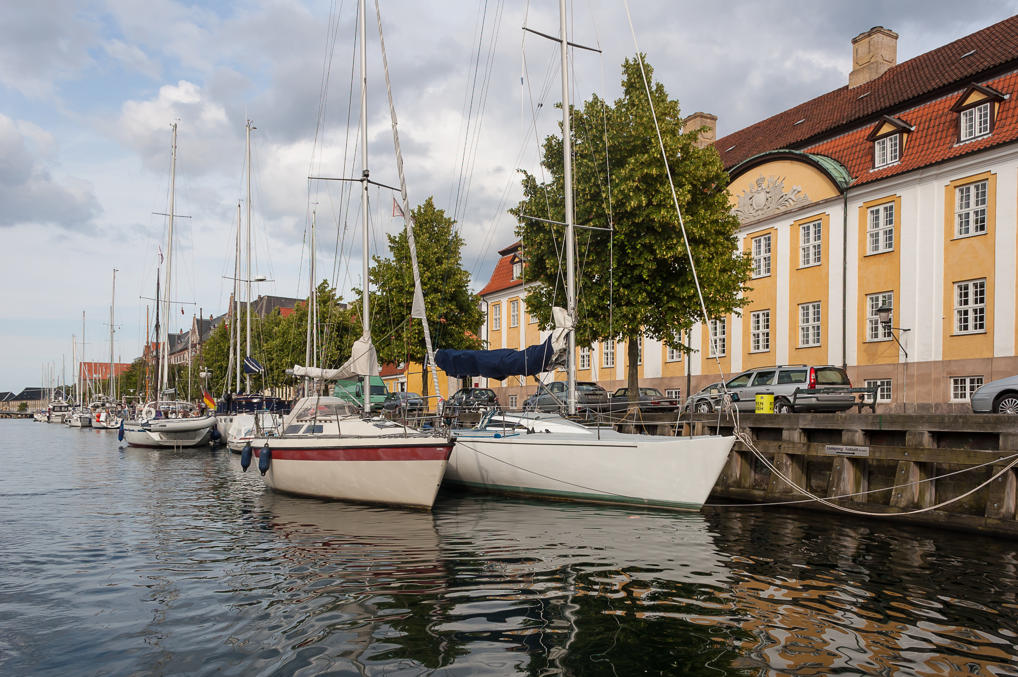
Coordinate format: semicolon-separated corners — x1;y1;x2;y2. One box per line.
162;122;177;397
72;334;77;406
245;119;254;394
305;209;317;393
559;0;577;416
110;267;117;401
233;201;241;393
359;0;371;415
81;310;86;406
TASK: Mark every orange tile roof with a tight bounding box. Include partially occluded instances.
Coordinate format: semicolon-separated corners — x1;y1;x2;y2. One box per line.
804;70;1018;187
479;242;525;297
716;15;1018;169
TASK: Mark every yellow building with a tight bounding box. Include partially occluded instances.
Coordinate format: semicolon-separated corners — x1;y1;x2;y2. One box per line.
478;17;1018;412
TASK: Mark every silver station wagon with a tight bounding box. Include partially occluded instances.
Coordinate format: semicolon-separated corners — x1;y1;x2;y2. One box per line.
723;365;856;413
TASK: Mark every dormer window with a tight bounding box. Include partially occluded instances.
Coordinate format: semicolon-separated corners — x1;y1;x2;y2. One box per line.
874;134;899;168
866;115;912;169
951;83;1007;143
511;260;523;280
960;102;991;141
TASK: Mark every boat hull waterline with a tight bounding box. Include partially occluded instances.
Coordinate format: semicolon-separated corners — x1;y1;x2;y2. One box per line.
447;427;735;510
122;416;216;448
253;439;453;509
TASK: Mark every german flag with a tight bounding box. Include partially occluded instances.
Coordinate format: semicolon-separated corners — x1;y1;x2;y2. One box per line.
202;390;216;410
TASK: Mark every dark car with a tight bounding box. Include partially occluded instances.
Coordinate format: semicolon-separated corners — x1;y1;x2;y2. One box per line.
445;387;499;415
522;381;609;413
382;391;425;414
608;387;680;413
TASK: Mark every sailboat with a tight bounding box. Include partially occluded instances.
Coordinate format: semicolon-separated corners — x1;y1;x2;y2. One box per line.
122;123;217;448
436;1;735;511
247;0;452;510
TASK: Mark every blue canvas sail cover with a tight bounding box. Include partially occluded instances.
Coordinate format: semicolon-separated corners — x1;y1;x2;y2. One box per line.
436;337;559;380
435;307;572;380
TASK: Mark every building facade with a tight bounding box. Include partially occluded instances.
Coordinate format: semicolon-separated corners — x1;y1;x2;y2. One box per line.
478;17;1018;412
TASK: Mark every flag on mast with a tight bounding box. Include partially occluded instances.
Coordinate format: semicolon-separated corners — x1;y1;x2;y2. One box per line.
202;389;216;409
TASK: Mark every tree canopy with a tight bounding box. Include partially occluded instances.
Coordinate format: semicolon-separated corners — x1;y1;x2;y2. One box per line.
512;56;750;390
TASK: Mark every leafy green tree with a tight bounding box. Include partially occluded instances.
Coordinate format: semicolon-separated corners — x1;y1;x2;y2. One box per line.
513;56;750;393
368;197;483;397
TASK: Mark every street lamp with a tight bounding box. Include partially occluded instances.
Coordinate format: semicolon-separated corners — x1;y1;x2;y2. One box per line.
876;305;910;359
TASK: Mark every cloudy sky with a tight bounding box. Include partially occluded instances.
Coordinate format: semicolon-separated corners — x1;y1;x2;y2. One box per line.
1;0;1016;394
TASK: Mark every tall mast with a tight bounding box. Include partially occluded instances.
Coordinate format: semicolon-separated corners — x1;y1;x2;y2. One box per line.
72;334;77;406
245;119;254;394
559;0;577;415
230;201;241;394
110;268;117;401
359;0;371;414
305;209;317;392
161;122;177;397
81;310;86;405
154;272;161;400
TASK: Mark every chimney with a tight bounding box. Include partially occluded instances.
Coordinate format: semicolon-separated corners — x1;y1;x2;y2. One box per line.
850;26;898;89
683;112;717;148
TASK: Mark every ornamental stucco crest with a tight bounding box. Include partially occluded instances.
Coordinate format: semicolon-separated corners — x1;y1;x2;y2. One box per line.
733;175;809;222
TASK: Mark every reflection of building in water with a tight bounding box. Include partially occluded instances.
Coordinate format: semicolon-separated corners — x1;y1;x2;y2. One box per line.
706;508;1018;675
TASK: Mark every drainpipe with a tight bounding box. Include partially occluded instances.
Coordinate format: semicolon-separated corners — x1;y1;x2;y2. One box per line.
841;189;849;372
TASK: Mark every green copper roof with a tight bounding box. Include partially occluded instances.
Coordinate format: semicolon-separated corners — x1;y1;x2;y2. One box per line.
729;150;853;192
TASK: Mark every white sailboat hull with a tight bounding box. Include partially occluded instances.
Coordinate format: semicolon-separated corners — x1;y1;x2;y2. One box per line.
123;415;215;448
446;415;734;510
252;435;452;510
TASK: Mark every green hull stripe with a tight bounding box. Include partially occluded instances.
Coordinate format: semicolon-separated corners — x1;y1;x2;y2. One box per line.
444;479;701;511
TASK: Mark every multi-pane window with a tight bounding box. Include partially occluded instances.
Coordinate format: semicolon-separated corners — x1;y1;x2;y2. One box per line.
511;260;523;279
602;339;615;368
800;220;822;267
665;389;681;399
752;234;771;277
960;102;991;141
750;310;770;352
490;303;501;331
874;134;899;168
636;338;643;365
865;378;892;403
508;395;518;409
578;346;590;370
866;292;893;341
509;300;519;327
799;302;821;347
954;279;986;334
867;202;894;254
666;345;682;362
708;318;727;357
951;376;984;401
955;181;988;236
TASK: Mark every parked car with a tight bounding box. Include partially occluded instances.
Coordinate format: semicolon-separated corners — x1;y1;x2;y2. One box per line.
721;365;855;413
522;381;609;413
607;387;680;413
970;375;1018;414
445;387;499;415
381;391;425;414
683;381;725;413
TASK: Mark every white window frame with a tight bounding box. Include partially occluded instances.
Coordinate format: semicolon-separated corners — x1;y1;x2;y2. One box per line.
579;346;590;370
867;202;894;254
751;234;771;278
798;301;821;347
955;180;988;237
951;376;984;402
954;279;986;334
708;318;727;358
799;220;822;268
636;337;643;366
750;310;770;353
866;292;894;341
666;345;682;362
874;133;900;168
665;388;681;399
960;102;991;141
508;394;518;409
602;339;615;368
509;299;519;327
864;378;892;403
511;260;523;279
490;303;501;331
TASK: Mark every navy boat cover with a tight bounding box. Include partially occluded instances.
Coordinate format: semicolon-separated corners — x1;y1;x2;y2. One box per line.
435;337;557;380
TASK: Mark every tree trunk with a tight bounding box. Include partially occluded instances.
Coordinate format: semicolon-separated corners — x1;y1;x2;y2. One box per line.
627;336;640;398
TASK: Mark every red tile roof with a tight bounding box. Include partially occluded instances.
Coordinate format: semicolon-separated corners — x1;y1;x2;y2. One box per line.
479;243;524;297
716;15;1018;169
379;362;407;377
804;71;1018;187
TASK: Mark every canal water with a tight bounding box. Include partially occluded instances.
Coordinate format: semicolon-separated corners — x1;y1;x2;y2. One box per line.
3;420;1018;676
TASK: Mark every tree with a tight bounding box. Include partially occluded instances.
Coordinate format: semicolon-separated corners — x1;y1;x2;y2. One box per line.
368;197;483;397
512;56;750;394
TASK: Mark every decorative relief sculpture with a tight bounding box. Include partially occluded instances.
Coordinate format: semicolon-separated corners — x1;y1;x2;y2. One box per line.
734;175;809;221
